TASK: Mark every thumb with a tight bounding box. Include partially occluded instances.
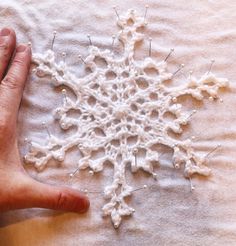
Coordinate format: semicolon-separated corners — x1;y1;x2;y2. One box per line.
18;178;90;213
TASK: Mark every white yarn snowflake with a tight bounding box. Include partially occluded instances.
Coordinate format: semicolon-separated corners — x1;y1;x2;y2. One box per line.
24;9;229;228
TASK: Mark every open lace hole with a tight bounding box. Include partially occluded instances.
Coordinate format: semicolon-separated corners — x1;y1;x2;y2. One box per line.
105;70;117;80
127;18;134;26
144;67;159;77
87;96;96;106
135;77;149;89
94;56;107;68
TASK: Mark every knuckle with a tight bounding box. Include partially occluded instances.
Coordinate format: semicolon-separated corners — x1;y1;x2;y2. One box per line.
0;41;9;52
1;75;19;90
0;42;10;61
55;192;68;210
12;57;25;67
0;39;14;56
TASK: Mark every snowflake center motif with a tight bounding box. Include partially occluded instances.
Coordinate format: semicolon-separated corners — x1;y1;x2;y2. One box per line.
25;9;229;228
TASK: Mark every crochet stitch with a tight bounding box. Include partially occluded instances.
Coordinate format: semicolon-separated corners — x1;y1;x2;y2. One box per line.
24;9;229;228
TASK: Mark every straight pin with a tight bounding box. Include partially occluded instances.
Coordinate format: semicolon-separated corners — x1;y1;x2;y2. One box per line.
84;190;102;194
51;31;57;50
149;37;152;57
186;110;197;121
113;6;120;20
172;64;185;77
133;148;138;168
207;59;215;75
144;5;149;23
62;89;68;104
189;177;195;191
133;184;148;192
24;138;32;151
42;122;51;138
69;166;80;178
205;144;221;159
111;35;116;51
78;55;86;64
62;52;66;63
87;34;92;46
164;48;174;62
189;70;193;79
152;172;157;180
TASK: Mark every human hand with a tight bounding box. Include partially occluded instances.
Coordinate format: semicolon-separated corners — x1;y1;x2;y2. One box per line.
0;28;89;213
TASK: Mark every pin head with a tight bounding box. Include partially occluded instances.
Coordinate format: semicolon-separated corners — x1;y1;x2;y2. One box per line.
172;97;177;102
175;163;180;169
133;148;138;154
89;170;94;176
152;173;157;180
209;96;214;101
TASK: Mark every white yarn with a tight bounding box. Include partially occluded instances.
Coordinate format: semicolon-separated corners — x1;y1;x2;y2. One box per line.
24;9;229;228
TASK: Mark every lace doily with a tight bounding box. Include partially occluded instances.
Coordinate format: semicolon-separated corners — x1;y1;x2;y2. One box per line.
24;9;229;228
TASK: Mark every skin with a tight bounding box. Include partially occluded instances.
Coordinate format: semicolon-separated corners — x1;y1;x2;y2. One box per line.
0;27;90;213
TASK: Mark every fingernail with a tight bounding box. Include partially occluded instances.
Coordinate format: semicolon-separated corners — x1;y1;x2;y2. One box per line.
0;28;11;36
16;45;27;53
79;197;90;213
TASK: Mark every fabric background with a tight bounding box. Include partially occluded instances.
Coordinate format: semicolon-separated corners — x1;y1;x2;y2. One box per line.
0;0;236;245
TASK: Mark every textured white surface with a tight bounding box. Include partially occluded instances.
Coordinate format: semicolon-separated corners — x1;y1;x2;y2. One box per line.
0;0;236;245
24;9;228;228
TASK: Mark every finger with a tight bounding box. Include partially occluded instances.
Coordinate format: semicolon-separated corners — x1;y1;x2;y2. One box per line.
0;28;16;80
29;181;90;213
0;44;31;120
6;178;90;213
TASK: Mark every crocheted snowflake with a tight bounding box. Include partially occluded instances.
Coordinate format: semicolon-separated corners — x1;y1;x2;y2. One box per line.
24;9;229;228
